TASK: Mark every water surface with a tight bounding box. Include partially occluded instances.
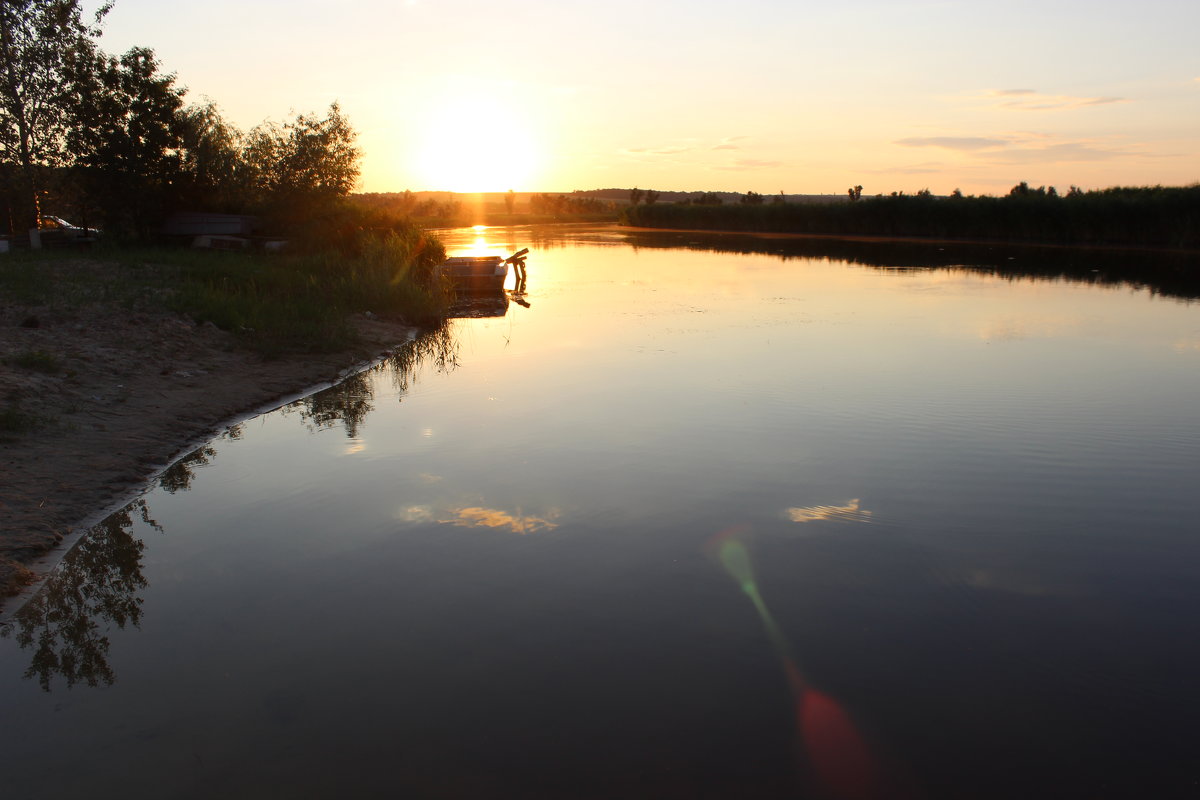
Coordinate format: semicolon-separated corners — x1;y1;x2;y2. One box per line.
4;225;1200;798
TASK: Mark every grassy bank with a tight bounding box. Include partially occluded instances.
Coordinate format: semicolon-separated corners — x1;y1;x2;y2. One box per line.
0;226;448;357
622;185;1200;250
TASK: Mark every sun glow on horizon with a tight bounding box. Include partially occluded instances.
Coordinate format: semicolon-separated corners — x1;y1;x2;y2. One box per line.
411;93;541;192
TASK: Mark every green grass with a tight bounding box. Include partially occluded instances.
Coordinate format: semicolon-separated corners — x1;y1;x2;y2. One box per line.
160;228;448;355
0;258;55;304
0;246;171;309
0;225;449;357
6;349;62;373
0;401;43;434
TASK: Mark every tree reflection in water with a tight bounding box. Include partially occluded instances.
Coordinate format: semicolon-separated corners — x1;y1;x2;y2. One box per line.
2;500;159;691
293;372;375;437
159;424;242;494
290;323;459;437
158;445;217;493
1;326;460;691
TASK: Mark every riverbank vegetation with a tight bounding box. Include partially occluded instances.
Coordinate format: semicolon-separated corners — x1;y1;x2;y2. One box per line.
622;184;1200;250
0;0;455;357
0;0;372;245
349;190;621;227
0;228;446;358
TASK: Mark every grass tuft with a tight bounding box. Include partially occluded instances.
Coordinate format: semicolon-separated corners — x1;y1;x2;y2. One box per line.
7;349;62;373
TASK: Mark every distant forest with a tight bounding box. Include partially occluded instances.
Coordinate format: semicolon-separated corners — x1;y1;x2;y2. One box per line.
351;185;1199;250
621;184;1200;250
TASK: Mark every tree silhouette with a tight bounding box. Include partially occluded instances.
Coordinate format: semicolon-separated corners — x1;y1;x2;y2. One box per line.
67;46;186;238
0;0;111;229
175;99;244;211
242;102;359;225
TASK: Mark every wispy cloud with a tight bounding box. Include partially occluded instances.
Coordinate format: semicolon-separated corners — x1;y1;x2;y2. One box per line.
986;142;1126;163
896;136;1008;151
889;163;945;174
622;136;753;158
896;131;1133;165
984;89;1126;110
861;161;944;176
621;145;694;156
714;158;784;170
712;136;749;151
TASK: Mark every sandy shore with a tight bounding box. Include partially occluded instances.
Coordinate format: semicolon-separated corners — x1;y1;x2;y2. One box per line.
0;258;418;607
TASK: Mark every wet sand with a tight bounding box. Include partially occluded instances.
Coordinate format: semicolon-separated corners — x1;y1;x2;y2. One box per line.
0;260;418;606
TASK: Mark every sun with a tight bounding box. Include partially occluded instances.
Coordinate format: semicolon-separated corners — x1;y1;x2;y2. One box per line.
412;95;540;192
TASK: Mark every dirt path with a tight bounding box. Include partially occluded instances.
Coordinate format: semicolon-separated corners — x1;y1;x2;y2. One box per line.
0;260;417;605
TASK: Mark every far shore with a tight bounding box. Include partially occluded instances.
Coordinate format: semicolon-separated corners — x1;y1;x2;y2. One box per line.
0;259;423;608
617;225;1200;256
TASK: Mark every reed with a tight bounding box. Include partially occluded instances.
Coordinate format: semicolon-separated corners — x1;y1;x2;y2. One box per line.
163;228;448;355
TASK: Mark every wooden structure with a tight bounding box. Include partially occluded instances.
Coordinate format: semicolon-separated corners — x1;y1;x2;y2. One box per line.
437;248;529;293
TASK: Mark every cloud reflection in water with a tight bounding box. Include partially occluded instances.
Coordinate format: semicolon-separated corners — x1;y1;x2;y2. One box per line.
784;499;873;524
441;507;560;535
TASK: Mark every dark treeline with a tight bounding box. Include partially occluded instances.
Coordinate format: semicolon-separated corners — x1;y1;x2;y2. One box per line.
617;228;1200;302
350;190;619;226
623;184;1200;250
0;0;456;349
0;0;385;248
528;192;612;216
351;191;464;227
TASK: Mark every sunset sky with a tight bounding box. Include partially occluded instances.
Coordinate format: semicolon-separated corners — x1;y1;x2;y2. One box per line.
89;0;1199;195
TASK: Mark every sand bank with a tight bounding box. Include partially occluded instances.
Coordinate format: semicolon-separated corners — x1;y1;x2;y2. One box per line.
0;260;417;606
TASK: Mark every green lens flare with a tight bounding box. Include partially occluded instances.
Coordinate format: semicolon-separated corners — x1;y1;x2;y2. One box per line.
718;538;791;661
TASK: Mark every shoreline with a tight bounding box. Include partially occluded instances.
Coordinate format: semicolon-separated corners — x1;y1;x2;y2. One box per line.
616;224;1200;256
0;277;421;609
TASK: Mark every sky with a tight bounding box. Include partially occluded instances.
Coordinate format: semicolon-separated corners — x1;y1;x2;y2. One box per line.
85;0;1200;195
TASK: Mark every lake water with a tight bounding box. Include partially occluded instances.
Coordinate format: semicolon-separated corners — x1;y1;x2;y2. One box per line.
3;225;1200;799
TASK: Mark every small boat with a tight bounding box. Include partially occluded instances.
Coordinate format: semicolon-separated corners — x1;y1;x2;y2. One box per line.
437;255;508;292
436;249;529;293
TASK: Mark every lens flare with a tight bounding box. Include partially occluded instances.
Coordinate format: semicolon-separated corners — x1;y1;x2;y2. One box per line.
709;526;883;799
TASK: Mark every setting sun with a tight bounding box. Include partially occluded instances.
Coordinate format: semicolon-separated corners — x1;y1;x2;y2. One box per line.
411;95;540;192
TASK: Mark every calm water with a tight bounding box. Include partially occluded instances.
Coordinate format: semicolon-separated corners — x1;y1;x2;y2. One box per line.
4;225;1200;799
